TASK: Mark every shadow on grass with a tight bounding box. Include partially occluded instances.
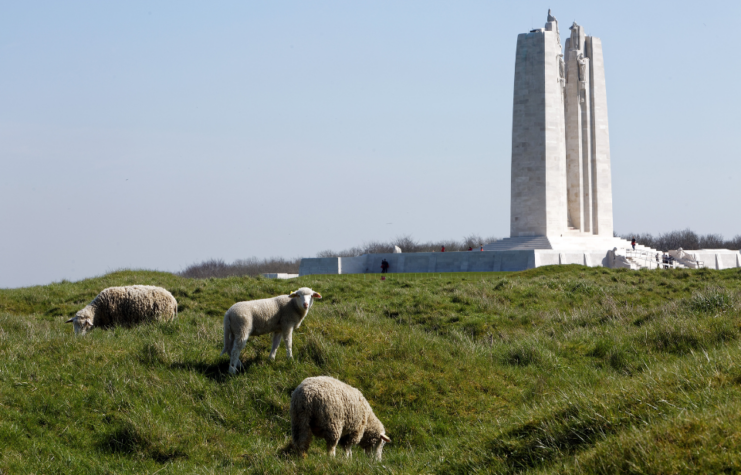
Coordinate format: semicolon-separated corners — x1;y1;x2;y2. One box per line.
169;356;264;382
98;418;187;463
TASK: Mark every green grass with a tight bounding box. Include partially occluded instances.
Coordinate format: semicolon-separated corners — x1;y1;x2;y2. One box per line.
1;266;741;473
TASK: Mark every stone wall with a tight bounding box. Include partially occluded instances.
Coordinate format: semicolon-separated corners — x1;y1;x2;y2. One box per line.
299;250;616;276
298;250;741;276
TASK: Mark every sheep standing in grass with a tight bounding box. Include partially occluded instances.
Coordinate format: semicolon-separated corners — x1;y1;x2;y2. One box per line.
221;287;321;374
290;376;391;460
66;285;177;335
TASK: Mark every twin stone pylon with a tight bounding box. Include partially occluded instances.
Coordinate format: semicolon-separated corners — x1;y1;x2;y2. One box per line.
510;11;613;239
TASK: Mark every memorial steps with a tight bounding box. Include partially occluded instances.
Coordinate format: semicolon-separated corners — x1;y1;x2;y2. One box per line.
482;236;552;251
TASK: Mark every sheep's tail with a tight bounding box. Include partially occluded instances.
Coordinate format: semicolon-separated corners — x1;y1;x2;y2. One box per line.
220;312;233;356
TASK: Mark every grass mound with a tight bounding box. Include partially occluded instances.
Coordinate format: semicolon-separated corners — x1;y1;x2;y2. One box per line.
1;267;741;473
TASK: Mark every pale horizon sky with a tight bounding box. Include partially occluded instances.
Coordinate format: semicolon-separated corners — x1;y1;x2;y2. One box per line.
2;1;740;288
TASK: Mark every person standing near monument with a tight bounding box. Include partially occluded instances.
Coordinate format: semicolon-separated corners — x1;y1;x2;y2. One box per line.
381;259;389;273
441;246;445;253
631;238;636;250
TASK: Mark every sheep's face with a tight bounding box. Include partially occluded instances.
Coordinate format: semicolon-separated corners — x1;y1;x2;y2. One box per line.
66;308;94;335
364;437;388;461
289;287;322;311
359;425;391;461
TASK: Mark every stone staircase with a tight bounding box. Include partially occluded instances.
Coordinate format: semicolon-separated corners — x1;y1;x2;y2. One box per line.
613;248;658;270
482;236;552;251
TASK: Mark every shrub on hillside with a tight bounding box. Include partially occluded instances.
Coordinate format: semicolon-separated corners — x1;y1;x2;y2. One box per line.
688;288;735;313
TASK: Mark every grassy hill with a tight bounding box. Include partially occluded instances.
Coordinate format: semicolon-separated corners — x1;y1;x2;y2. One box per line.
1;266;741;474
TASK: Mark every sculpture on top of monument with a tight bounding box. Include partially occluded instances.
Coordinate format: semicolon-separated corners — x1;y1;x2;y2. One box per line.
544;9;561;46
509;11;613;242
569;21;582;51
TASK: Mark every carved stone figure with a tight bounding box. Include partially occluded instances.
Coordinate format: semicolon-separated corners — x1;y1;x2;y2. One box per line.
558;54;565;79
578;55;587;83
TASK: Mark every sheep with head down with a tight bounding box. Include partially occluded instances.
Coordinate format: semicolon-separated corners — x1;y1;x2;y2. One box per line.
290;376;391;460
221;287;322;374
66;285;177;335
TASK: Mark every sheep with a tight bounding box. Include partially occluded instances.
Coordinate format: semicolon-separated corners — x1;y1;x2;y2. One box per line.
221;287;322;374
290;376;391;460
66;285;177;335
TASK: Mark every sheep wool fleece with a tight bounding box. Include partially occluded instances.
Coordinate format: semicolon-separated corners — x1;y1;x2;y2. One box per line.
223;295;304;342
290;376;387;458
221;287;321;373
81;285;177;328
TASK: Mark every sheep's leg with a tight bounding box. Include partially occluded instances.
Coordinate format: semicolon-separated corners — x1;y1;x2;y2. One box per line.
221;326;234;356
282;327;294;359
326;438;339;457
340;440;353;458
229;337;248;375
326;426;342;457
292;417;313;457
268;332;282;360
340;432;360;457
294;431;312;458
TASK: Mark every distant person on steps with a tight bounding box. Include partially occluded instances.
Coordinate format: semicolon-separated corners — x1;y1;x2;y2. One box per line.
441;246;445;253
631;238;636;251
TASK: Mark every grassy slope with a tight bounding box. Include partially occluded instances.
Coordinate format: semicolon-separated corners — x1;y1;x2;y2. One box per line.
0;267;740;474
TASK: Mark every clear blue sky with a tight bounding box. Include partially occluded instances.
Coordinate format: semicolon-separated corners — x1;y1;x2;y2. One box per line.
1;1;739;288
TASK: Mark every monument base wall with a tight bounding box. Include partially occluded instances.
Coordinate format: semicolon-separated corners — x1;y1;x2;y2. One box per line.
684;250;741;270
298;249;741;276
300;250;613;276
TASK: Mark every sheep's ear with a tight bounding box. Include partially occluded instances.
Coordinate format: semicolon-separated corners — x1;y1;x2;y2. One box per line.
381;434;391;443
65;317;76;323
289;291;299;298
312;292;322;299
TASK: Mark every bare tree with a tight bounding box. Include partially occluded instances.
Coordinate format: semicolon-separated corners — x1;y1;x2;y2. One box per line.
316;234;499;257
617;229;740;251
699;233;725;249
179;257;301;278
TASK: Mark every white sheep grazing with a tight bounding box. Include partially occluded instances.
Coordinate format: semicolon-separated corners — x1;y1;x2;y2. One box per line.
221;287;322;374
290;376;391;460
66;285;177;335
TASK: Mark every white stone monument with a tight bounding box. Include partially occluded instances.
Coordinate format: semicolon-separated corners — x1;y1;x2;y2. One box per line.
298;11;741;275
489;10;626;252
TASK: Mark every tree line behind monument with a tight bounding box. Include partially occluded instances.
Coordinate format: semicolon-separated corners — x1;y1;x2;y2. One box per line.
617;229;741;254
178;229;740;278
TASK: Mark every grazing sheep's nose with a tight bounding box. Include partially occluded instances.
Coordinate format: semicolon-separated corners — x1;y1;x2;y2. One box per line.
303;302;309;308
